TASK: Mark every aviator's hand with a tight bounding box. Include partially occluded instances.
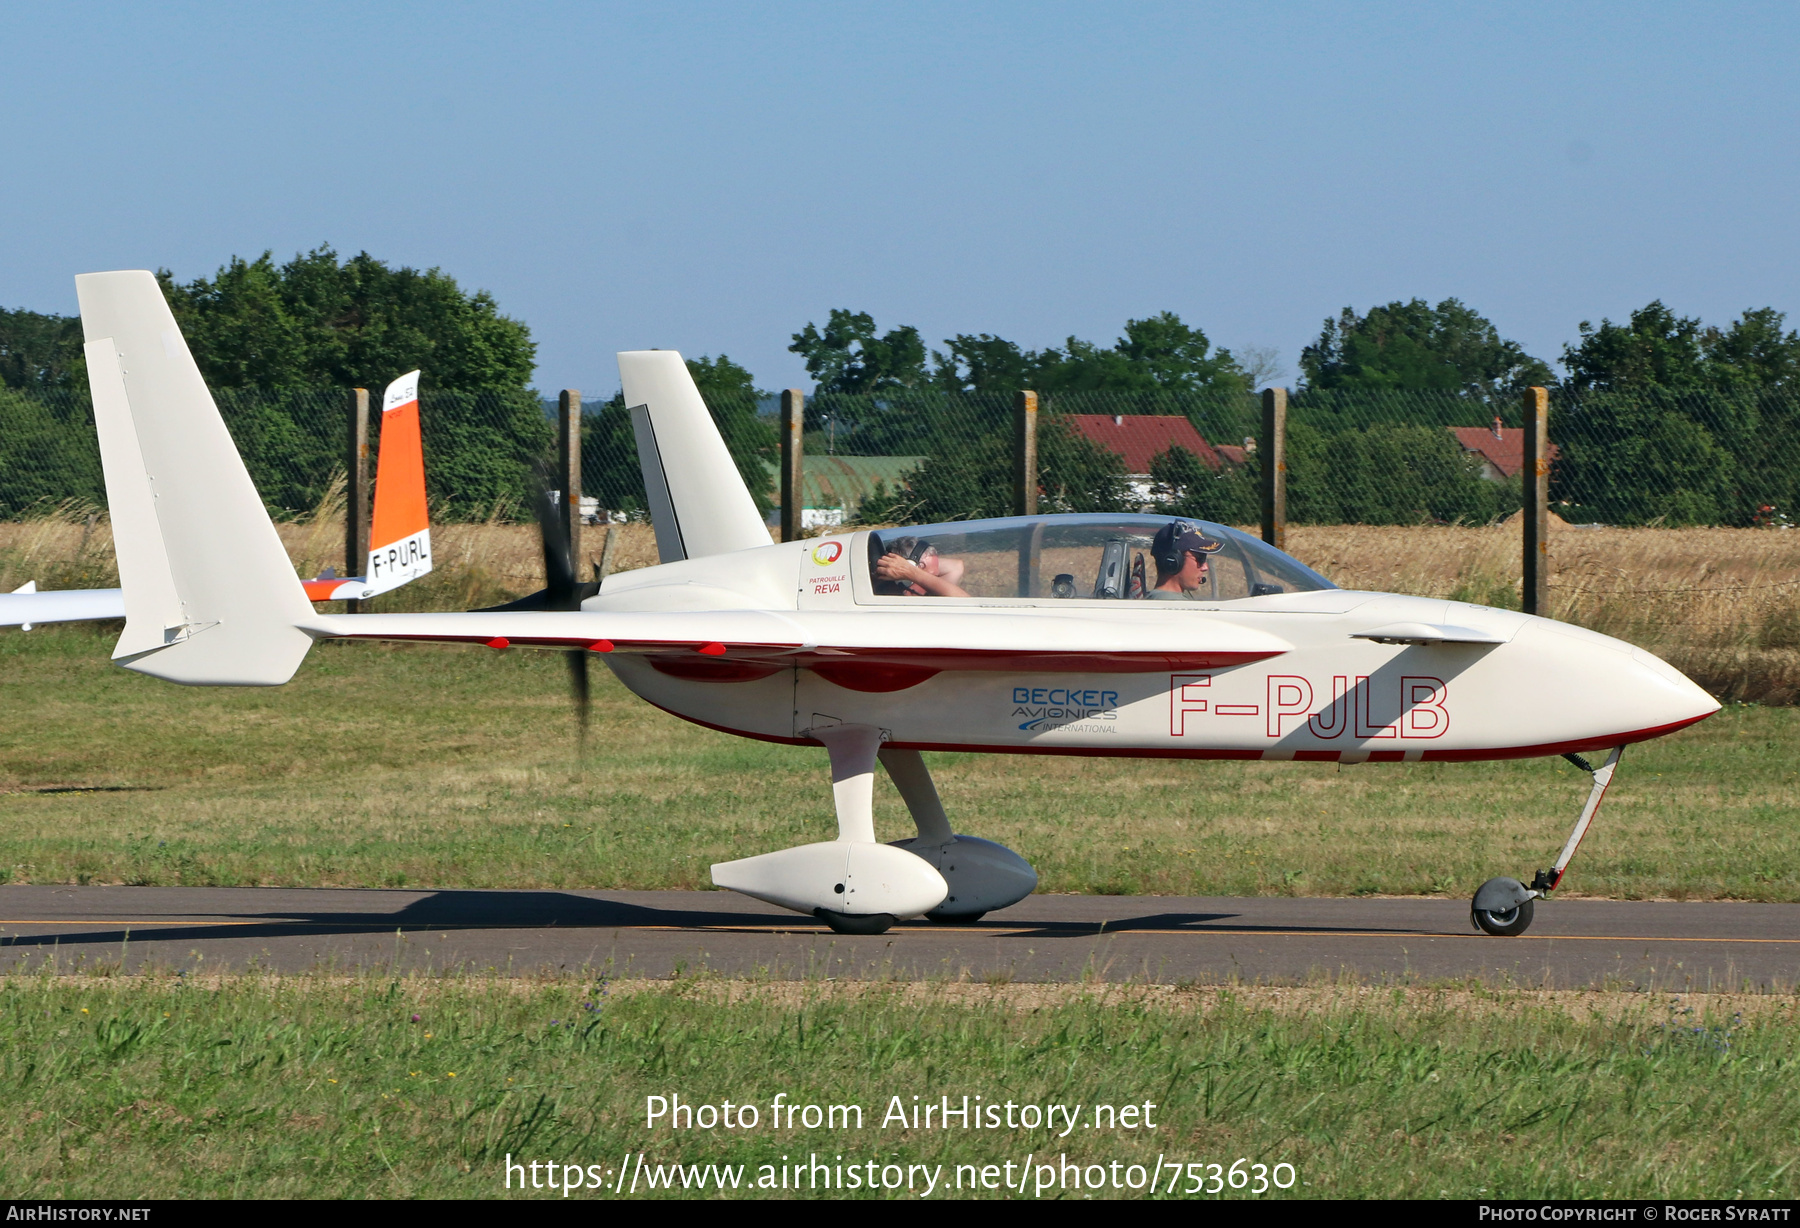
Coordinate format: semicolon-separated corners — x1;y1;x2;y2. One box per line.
876;553;969;599
875;553;923;585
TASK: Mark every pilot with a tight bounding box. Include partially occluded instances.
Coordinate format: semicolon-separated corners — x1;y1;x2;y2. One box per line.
875;537;970;598
1148;521;1223;600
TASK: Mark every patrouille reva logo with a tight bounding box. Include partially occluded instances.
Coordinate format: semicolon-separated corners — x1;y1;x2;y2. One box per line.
811;541;844;566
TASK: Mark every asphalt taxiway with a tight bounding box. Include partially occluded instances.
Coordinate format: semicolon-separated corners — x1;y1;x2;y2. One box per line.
1;886;1795;988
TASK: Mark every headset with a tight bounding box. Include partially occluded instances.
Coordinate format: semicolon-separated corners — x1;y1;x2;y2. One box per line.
1151;521;1195;573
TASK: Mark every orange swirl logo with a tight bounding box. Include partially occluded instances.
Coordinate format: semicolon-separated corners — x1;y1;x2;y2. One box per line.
811;541;844;565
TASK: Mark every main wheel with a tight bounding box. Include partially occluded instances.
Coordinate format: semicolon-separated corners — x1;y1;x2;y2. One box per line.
814;909;896;935
1471;896;1535;936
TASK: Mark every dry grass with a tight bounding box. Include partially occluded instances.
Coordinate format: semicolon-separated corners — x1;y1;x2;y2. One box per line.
1289;523;1800;704
0;514;677;615
6;510;1798;700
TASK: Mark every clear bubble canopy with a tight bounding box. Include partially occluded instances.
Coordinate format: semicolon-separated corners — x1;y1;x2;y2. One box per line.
864;514;1334;603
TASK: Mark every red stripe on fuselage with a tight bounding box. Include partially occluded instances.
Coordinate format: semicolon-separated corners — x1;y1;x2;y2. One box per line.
639;704;1714;762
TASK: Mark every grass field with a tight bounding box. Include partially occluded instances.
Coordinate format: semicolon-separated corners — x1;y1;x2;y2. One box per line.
2;974;1793;1199
1;623;1796;900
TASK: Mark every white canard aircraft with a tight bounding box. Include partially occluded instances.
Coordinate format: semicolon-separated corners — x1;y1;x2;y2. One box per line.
75;269;1720;937
0;370;433;630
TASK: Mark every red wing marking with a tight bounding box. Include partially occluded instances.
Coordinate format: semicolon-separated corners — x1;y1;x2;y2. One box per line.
485;637;509;650
587;640;614;653
698;642;728;656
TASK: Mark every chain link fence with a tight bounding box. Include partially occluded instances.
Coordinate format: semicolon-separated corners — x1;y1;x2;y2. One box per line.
0;385;551;523
6;381;1798;530
3;378;1797;700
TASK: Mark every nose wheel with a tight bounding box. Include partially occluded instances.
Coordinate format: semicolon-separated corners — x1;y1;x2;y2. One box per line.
1470;881;1536;935
1471;747;1623;937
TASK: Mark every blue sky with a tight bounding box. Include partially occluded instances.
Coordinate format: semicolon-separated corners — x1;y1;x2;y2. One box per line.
2;2;1796;394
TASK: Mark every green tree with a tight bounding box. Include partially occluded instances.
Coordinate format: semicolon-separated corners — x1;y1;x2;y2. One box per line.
585;355;777;518
1114;311;1247;393
1560;301;1707;393
0;308;85;391
153;247;544;519
1552;395;1735;526
932;312;1246;396
159;246;536;392
790;310;928;392
0;388;104;516
930;334;1032;393
1301;298;1551;397
1148;444;1258;525
1700;308;1800;392
896;417;1127;522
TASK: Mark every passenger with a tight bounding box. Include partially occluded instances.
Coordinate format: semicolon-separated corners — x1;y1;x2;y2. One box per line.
1147;521;1223;600
875;537;969;598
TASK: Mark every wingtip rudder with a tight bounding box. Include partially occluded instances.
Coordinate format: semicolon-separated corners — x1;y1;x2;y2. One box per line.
76;267;317;685
616;349;767;563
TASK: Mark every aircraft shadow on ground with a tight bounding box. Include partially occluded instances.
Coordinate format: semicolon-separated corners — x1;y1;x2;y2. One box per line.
0;892;1447;952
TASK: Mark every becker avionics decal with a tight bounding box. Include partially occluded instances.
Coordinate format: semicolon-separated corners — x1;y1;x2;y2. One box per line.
1012;685;1120;734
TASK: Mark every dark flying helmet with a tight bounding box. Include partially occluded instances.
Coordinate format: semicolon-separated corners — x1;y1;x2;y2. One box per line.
1152;520;1224;571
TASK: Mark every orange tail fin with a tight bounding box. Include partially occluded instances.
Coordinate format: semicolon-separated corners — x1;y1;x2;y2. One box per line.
365;371;432;595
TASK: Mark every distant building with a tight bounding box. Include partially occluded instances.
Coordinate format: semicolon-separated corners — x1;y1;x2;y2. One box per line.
1449;418;1560;482
1063;414;1235;506
1214;439;1253;467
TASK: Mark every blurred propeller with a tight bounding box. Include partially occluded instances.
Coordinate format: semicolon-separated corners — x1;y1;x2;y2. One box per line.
475;474;601;743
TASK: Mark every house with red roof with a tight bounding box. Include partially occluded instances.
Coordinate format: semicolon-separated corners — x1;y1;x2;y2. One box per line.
1449;418;1560;482
1064;414;1240;507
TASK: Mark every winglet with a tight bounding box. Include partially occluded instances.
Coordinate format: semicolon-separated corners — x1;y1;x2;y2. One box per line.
618;350;768;564
77;270;315;685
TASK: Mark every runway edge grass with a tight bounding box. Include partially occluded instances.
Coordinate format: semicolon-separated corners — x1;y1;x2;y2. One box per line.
0;974;1794;1199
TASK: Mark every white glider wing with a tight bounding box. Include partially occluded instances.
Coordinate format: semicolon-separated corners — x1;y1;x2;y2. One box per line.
0;584;125;629
298;608;1292;673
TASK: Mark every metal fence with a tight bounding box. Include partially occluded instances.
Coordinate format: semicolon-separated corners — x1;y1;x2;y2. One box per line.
3;382;1798;532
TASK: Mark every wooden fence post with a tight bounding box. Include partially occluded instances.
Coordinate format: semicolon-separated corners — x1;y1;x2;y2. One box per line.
1014;390;1039;517
1522;385;1550;616
1261;387;1287;550
345;387;370;612
780;389;805;542
558;389;582;569
597;524;620;581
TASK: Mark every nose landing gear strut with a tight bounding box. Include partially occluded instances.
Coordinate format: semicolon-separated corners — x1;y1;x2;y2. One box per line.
1471;746;1624;937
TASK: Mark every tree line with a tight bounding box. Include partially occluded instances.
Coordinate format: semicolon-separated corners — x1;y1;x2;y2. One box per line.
5;246;1800;526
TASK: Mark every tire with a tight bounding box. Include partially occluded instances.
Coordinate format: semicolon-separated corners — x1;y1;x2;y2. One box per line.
1471;896;1535;937
926;910;987;924
814;909;896;935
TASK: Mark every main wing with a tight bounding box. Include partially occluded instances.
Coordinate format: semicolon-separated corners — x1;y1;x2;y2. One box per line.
300;608;1291;680
0;583;125;629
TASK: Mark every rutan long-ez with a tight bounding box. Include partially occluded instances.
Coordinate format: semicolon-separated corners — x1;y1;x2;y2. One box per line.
76;270;1720;937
